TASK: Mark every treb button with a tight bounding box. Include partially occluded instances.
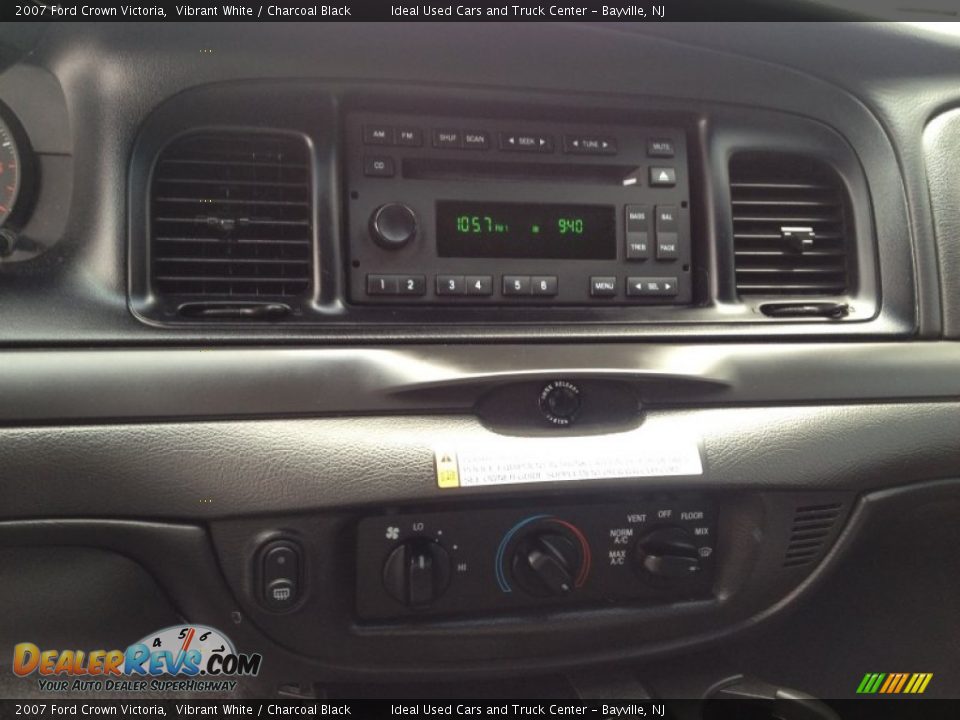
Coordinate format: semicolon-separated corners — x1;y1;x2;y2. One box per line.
625;205;651;261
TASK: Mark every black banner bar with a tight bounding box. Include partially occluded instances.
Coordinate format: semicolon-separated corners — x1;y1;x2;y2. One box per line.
2;0;870;23
0;700;958;720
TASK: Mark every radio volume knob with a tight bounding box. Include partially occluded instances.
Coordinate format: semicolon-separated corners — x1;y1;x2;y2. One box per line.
370;202;418;250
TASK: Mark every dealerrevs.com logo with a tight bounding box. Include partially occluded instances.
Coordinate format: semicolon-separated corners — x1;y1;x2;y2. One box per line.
12;625;262;693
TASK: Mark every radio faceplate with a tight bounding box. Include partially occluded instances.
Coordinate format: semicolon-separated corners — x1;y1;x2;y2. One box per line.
346;113;693;305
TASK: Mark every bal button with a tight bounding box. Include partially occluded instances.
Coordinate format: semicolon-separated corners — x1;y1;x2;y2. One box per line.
539;381;582;426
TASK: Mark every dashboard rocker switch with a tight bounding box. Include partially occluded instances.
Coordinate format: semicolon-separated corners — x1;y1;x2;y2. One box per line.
258;539;303;612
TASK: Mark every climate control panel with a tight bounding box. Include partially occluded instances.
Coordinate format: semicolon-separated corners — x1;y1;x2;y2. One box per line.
355;497;716;620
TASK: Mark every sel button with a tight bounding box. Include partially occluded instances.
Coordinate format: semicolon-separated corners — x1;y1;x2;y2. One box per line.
627;277;679;297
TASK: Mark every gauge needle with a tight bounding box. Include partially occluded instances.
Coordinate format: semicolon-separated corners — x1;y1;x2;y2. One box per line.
175;627;196;672
181;628;196;653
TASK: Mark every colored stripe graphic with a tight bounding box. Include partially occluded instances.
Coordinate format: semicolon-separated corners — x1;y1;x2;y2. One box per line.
857;672;932;694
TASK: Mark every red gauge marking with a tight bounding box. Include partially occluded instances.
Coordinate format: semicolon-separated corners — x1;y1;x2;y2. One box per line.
180;627;196;652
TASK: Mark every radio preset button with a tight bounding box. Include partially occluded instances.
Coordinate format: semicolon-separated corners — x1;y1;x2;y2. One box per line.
397;275;426;296
625;205;652;261
463;131;490;150
437;275;466;295
363;125;394;145
627;277;678;297
367;274;399;295
531;276;559;296
650;167;677;187
590;276;618;297
647;138;676;158
465;275;493;296
503;275;532;295
433;129;461;149
397;128;423;147
363;156;395;178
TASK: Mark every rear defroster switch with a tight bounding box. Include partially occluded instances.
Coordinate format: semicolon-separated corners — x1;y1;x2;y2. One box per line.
259;539;302;612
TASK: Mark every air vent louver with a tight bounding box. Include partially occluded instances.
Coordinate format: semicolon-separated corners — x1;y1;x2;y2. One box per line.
730;153;852;297
783;503;842;568
150;131;313;302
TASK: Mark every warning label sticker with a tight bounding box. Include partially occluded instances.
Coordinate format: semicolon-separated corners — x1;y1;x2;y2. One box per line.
434;434;703;489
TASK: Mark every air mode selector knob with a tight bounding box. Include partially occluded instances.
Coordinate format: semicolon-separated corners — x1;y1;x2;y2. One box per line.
370;202;418;250
511;532;581;597
382;539;451;607
634;526;702;580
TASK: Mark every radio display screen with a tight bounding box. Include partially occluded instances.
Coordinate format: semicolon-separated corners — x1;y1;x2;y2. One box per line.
436;201;616;259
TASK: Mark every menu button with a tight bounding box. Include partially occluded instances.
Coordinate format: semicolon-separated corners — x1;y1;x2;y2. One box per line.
590;276;618;297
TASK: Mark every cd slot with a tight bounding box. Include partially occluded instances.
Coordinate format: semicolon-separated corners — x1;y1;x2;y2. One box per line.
402;158;640;185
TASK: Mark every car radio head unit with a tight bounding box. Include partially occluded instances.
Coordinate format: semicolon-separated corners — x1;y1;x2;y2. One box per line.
346;112;692;305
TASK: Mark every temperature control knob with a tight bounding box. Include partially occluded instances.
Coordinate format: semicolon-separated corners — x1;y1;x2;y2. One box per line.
511;532;581;597
370;202;418;250
382;539;451;607
634;527;702;580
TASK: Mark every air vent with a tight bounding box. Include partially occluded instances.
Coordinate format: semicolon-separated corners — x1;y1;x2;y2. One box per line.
783;503;843;568
730;153;852;297
150;131;313;304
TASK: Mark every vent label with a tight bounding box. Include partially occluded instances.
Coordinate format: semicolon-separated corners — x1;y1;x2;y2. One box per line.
434;434;702;489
